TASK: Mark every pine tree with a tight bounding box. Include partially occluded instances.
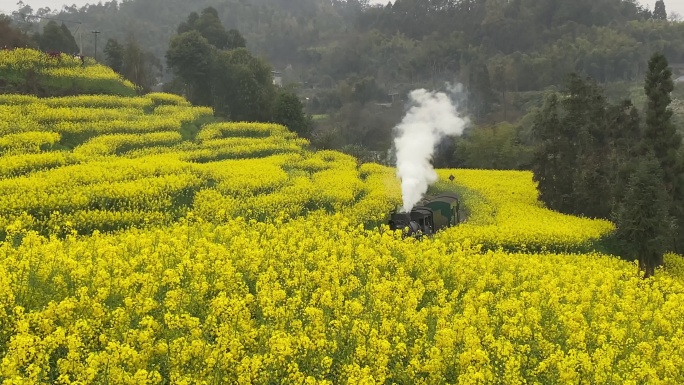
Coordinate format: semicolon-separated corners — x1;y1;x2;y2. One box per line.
613;154;672;278
103;39;124;74
531;94;575;212
531;74;616;217
653;0;667;20
642;52;684;252
37;21;78;53
643;52;681;201
226;29;246;50
468;63;496;121
607;101;642;207
59;23;78;53
123;37;146;89
562;74;613;217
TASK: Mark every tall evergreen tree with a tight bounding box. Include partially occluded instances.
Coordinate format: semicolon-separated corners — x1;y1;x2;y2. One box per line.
643;52;684;252
37;21;78;53
564;74;614;218
531;94;575;212
122;37;146;90
177;12;199;34
531;74;644;219
103;38;124;74
613;153;672;278
468;63;496;121
606;100;642;206
643;52;681;200
226;29;246;50
531;74;613;216
653;0;667;20
59;23;78;53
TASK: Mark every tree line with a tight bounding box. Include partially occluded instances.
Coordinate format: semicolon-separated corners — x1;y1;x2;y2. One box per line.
531;52;681;277
7;0;684;156
1;16;77;53
164;7;311;137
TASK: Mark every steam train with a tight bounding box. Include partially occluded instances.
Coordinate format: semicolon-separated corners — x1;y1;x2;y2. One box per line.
388;192;460;237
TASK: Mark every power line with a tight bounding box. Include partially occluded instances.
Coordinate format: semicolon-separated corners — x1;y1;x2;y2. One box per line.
14;13;82;26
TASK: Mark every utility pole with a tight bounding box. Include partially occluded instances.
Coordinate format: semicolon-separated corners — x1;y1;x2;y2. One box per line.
92;30;100;61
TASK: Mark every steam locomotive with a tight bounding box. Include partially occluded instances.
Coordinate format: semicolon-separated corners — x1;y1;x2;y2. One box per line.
388;192;460;237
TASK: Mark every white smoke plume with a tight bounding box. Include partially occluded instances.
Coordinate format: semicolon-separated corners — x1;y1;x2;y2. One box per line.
394;87;468;212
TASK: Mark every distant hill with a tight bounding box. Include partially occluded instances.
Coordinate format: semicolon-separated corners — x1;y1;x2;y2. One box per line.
11;0;677;89
10;0;684;159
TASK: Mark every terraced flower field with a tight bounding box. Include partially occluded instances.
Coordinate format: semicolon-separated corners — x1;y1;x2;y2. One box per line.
1;50;683;384
435;169;615;252
0;49;137;96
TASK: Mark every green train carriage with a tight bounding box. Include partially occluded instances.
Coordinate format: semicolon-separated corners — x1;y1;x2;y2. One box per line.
388;192;461;236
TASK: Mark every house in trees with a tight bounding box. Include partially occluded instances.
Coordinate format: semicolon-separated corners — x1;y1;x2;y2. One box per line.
271;70;282;87
670;63;684;80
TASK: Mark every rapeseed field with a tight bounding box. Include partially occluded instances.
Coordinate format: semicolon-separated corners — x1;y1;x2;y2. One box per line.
0;50;683;384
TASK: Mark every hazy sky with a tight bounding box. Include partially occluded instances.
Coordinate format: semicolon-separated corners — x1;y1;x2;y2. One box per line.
2;0;684;19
